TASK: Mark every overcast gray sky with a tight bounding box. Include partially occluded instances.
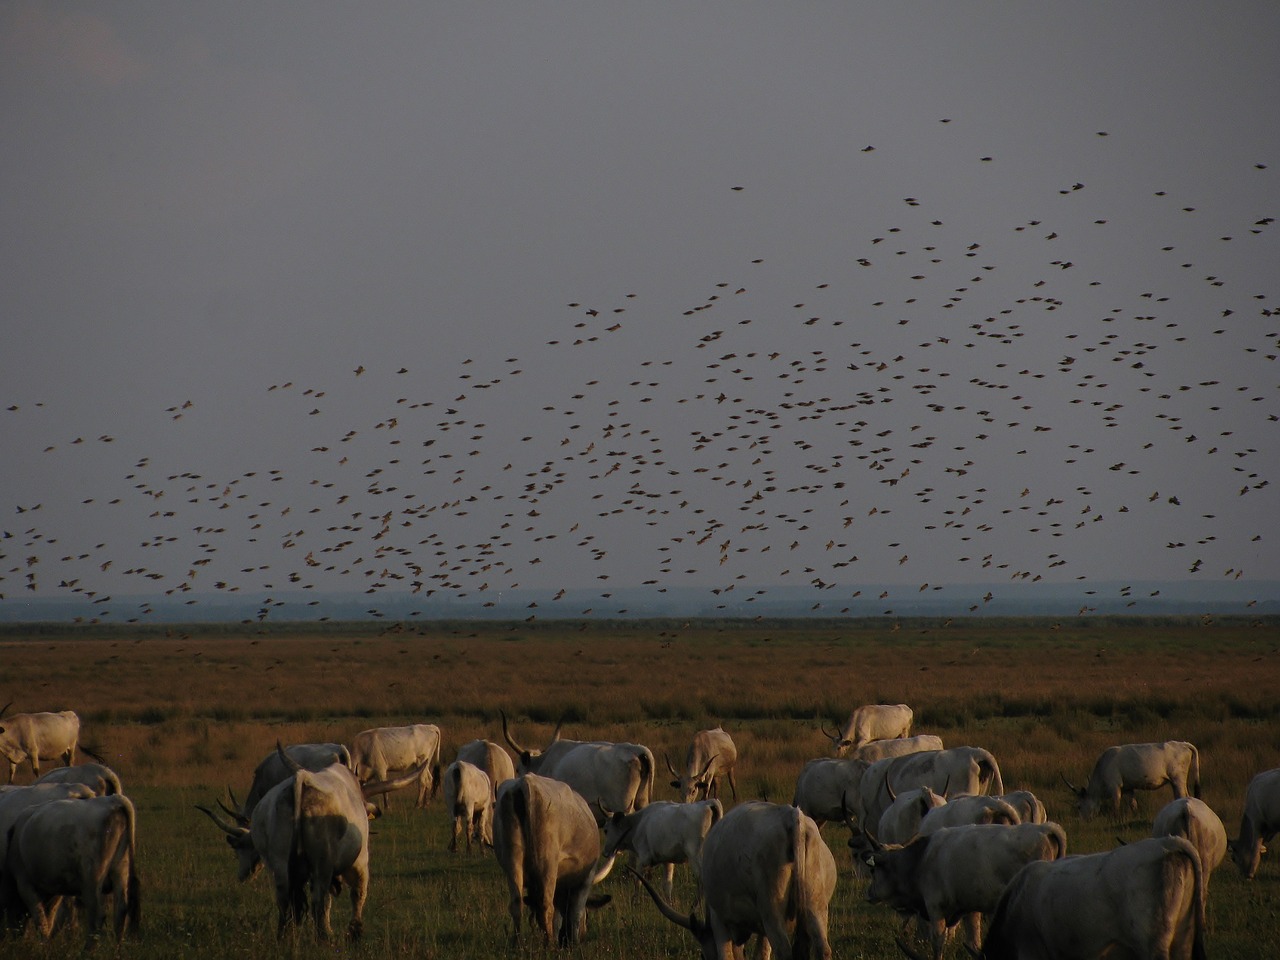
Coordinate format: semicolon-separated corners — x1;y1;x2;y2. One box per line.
3;2;1277;620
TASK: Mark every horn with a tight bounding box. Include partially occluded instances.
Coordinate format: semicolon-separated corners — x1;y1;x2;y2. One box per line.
941;774;951;798
499;709;524;754
840;789;858;833
546;716;566;748
896;933;934;960
0;701;11;720
276;741;303;774
219;789;250;826
664;753;682;780
885;776;897;802
626;866;697;932
694;754;718;781
598;797;617;819
196;803;247;837
820;719;841;743
1060;773;1081;795
362;758;432;799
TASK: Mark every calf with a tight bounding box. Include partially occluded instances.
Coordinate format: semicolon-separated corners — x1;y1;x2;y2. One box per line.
444;760;493;853
595;798;723;901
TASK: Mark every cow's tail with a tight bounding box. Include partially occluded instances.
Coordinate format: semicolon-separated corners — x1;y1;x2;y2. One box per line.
119;795;142;938
982;754;1005;796
430;737;443;802
789;807;827;960
636;748;654;810
708;798;724;827
1043;821;1068;860
1189;744;1201;799
449;763;465;816
1167;838;1207;960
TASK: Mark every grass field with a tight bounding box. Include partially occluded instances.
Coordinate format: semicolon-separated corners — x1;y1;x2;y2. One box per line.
2;616;1279;958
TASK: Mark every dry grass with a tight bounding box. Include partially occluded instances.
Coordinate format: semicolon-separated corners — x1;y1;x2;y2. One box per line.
2;616;1278;957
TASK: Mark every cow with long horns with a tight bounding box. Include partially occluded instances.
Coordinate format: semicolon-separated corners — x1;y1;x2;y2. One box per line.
666;726;738;803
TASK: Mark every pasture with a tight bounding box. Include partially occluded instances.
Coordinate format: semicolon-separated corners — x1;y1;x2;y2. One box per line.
3;616;1279;958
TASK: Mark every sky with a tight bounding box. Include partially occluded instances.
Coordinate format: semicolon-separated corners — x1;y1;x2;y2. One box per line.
2;2;1278;622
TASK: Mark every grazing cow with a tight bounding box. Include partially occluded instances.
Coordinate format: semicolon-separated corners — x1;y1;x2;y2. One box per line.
976;836;1206;960
455;738;515;798
594;798;723;901
918;794;1021;833
792;756;872;827
0;709;79;783
877;786;948;844
634;800;837;960
500;716;654;825
667;726;738;802
856;747;1005;831
349;723;442;808
823;703;914;756
997;789;1047;825
35;762;123;797
861;822;1068;960
2;794;140;947
849;734;944;764
230;741;353;821
1229;766;1280;879
1153;797;1226;890
1065;740;1200;819
198;746;423;940
444;760;493;853
493;773;610;946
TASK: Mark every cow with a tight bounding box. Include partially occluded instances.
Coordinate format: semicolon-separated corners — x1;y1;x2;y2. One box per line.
918;794;1021;833
0;782;96;889
493;773;610;946
1229;766;1280;879
229;741;353;822
997;789;1047;825
1152;797;1226;891
500;715;654;825
35;762;123;797
666;726;738;803
634;800;837;960
349;723;442;808
2;794;140;948
1064;740;1200;820
443;760;493;853
594;798;723;902
856;747;1005;831
0;709;79;783
849;734;944;764
823;703;914;756
455;738;516;798
975;836;1206;960
792;756;872;827
197;745;423;940
877;786;948;844
861;822;1068;960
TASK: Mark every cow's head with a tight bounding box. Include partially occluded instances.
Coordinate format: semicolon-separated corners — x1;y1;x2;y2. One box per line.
820;719;856;757
665;753;717;802
195;802;261;882
630;866;719;960
598;799;635;861
1060;773;1097;819
1228;835;1263;880
500;710;561;774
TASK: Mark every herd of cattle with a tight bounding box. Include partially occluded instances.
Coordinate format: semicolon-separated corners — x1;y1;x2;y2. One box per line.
1;701;1279;957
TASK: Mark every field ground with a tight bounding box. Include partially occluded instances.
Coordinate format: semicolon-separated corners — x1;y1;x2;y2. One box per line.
2;616;1279;958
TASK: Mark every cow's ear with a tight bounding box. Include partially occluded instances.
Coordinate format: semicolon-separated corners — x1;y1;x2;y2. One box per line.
669;779;681;789
864;854;876;868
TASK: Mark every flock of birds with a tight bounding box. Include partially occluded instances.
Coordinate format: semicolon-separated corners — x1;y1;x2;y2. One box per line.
2;122;1276;624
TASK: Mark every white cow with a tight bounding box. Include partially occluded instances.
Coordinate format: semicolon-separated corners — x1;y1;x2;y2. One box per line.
1229;766;1280;879
667;727;738;802
997;789;1047;825
349;723;442;808
35;762;123;797
918;794;1021;833
493;773;610;946
977;836;1205;960
824;703;913;756
198;746;422;939
2;794;140;947
877;786;948;844
1152;797;1226;887
230;742;353;821
636;800;837;960
595;798;723;901
849;734;944;764
1065;740;1200;819
0;709;79;783
792;756;872;827
455;738;515;798
443;760;493;853
0;782;96;884
863;822;1068;960
857;747;1004;830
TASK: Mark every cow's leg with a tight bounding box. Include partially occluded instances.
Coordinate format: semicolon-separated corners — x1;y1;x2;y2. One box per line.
662;862;676;903
503;861;524;943
728;768;739;801
449;814;462;853
311;871;334;941
345;865;367;941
